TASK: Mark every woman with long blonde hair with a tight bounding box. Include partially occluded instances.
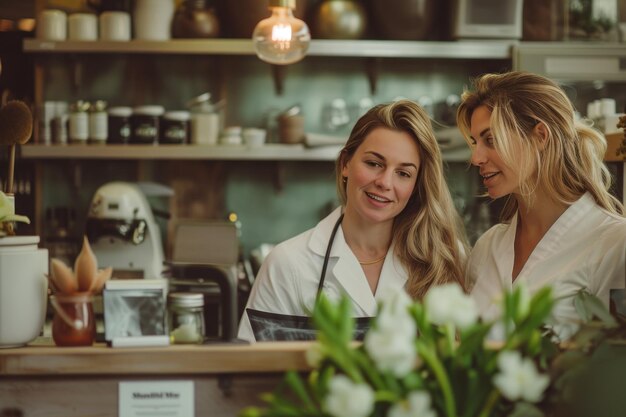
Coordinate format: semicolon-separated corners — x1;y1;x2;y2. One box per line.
238;100;468;341
457;71;626;337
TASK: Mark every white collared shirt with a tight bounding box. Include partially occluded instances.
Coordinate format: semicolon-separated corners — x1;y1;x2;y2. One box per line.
469;193;626;338
237;207;408;341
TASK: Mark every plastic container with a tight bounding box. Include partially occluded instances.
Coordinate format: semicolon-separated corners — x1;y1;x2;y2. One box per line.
168;292;205;344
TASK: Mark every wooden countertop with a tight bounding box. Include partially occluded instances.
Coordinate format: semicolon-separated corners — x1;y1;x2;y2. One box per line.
0;338;311;376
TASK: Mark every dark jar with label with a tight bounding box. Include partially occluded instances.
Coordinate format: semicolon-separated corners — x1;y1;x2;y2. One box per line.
108;106;132;144
171;0;220;38
130;105;164;144
161;111;190;144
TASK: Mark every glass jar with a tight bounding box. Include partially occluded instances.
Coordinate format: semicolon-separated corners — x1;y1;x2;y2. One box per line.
187;92;220;145
168;292;205;344
89;100;108;144
69;100;90;144
50;292;95;347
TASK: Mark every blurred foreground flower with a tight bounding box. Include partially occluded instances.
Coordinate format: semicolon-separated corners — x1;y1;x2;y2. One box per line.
240;284;559;417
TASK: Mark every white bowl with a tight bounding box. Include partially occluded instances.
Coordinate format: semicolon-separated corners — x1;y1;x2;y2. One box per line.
243;128;267;147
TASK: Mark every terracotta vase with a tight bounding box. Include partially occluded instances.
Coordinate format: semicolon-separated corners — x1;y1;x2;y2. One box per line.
369;0;436;40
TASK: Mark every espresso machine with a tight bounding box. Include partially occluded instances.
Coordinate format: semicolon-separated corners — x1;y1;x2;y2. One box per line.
85;182;166;279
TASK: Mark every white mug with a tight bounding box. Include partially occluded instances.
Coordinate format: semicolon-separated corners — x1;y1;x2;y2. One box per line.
133;0;174;40
100;11;131;41
68;13;98;41
36;9;67;41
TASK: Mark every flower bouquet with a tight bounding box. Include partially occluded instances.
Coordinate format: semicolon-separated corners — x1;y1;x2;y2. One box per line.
241;283;558;417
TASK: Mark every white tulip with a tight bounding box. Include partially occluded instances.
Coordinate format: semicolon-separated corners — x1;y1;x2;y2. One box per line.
424;283;478;330
365;287;417;377
493;350;550;403
365;323;417;377
376;286;413;318
388;391;436;417
324;375;375;417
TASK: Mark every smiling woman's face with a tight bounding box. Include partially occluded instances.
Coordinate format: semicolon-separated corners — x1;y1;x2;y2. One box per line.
341;127;420;225
469;105;521;199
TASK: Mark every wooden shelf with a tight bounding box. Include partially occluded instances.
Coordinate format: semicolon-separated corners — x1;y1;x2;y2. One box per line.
21;143;342;161
21;143;472;162
0;339;310;376
23;38;514;59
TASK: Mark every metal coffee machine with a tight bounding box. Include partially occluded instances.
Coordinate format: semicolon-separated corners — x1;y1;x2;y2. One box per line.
85;182;166;279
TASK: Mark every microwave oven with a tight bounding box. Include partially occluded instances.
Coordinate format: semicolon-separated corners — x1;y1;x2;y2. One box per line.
452;0;523;39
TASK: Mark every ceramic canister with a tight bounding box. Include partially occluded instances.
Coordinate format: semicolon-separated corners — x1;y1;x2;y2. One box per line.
0;236;49;348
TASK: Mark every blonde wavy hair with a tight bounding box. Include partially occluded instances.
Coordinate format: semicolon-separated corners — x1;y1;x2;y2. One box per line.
336;100;469;298
457;71;624;220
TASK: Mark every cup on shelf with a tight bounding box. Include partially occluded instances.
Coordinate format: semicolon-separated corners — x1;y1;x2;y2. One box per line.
36;9;67;41
68;13;98;41
99;11;131;41
133;0;175;40
278;114;305;144
243;128;267;147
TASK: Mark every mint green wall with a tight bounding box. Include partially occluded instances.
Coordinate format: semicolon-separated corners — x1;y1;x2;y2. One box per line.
39;54;498;255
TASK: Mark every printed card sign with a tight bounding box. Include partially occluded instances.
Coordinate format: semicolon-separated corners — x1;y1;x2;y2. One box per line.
119;381;194;417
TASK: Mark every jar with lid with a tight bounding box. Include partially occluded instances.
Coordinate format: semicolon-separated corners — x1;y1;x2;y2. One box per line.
69;100;90;144
160;111;190;144
108;106;132;144
187;92;220;145
89;100;108;144
168;292;205;344
130;105;164;144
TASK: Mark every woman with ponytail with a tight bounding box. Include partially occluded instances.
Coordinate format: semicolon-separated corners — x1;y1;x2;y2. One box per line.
457;71;626;338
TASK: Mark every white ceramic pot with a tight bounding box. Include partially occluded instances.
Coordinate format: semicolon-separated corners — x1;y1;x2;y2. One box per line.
0;236;49;348
133;0;175;40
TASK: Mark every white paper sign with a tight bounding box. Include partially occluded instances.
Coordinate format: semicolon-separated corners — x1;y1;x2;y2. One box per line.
119;381;194;417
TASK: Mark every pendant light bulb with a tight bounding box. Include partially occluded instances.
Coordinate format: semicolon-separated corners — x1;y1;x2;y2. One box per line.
252;0;311;65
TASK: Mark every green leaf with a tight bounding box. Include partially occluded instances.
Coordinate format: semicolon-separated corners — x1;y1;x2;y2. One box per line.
284;371;317;412
574;290;618;328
